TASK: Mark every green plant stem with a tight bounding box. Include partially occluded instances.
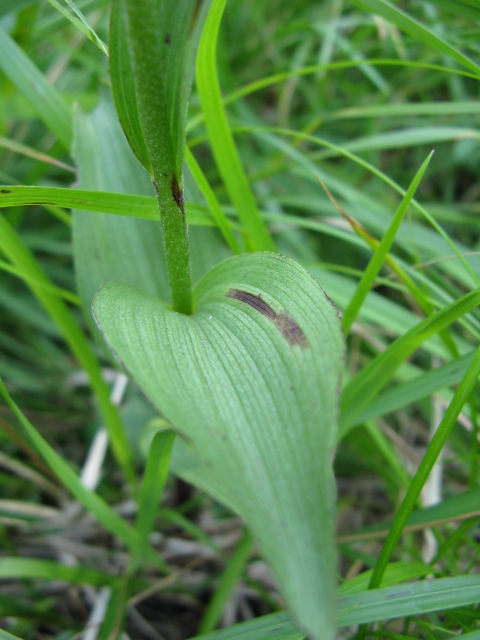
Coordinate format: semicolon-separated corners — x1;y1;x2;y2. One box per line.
368;343;480;589
123;0;192;314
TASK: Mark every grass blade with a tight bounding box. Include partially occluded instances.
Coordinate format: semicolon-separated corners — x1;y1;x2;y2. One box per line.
340;287;480;434
368;344;480;588
0;27;71;149
342;152;433;334
0;213;135;484
350;0;480;77
195;0;275;252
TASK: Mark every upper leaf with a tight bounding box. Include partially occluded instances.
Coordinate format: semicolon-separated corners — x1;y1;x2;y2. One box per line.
110;0;212;179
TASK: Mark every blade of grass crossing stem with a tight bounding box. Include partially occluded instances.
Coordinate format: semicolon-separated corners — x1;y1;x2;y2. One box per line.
0;214;135;484
136;430;176;544
0;376;165;570
185;147;241;254
349;0;480;77
342;152;433;335
0;27;71;150
195;0;275;252
0;185;216;227
368;344;480;589
199;528;254;634
340;287;480;434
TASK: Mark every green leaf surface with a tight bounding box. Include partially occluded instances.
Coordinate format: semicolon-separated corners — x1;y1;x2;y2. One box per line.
93;252;345;640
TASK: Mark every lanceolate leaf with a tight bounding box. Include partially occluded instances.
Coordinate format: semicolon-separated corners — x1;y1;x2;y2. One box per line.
93;252;344;640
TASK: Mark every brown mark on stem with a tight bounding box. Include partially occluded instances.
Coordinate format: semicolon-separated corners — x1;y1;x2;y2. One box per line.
164;32;171;45
170;173;185;217
226;289;308;349
1;189;11;194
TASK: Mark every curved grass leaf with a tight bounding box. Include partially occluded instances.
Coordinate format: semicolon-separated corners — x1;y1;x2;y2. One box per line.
350;0;480;77
196;0;275;252
189;574;480;639
0;27;71;150
93;252;344;640
0;558;115;586
340;287;480;434
369;344;480;588
0;184;216;226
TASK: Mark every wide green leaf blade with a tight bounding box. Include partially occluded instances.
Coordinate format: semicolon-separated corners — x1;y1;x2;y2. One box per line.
93;252;344;640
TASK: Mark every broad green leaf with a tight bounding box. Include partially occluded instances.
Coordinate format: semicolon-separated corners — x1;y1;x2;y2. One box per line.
0;27;71;149
350;0;480;78
72;95;230;338
93;252;345;640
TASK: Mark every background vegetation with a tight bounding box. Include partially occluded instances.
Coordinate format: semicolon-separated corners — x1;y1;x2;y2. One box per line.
1;0;480;638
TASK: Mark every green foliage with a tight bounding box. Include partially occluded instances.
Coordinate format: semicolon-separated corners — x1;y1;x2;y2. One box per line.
0;0;480;638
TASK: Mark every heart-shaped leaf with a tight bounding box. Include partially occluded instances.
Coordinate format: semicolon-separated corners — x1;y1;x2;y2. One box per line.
93;252;344;640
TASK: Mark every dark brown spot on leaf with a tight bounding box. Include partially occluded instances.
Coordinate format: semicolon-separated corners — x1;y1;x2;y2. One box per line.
226;289;308;348
1;189;11;194
164;32;171;45
171;173;185;217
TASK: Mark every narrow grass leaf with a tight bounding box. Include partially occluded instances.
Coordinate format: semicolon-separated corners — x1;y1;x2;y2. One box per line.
185;147;241;254
342;152;433;334
189;574;480;638
0;558;115;586
0;377;150;558
0;185;214;226
195;0;275;252
0;27;71;149
45;0;108;54
368;344;480;588
340;287;480;434
199;528;254;634
0;213;135;484
136;429;176;543
350;0;480;77
356;350;474;423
